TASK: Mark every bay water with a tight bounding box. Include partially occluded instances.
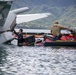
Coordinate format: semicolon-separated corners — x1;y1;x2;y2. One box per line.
0;45;76;75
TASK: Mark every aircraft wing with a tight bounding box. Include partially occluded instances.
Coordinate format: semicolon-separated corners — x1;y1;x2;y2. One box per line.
16;13;51;24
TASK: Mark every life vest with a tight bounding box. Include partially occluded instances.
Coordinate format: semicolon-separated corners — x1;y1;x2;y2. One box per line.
60;34;73;41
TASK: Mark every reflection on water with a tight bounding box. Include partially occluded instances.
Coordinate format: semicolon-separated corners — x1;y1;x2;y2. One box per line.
0;45;8;75
0;45;76;75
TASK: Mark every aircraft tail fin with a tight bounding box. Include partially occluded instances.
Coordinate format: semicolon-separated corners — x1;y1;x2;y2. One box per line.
0;0;13;27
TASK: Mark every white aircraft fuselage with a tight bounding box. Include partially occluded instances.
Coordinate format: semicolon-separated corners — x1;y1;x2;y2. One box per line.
0;0;51;44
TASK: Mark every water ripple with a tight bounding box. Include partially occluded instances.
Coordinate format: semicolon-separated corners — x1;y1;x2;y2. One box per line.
0;45;76;75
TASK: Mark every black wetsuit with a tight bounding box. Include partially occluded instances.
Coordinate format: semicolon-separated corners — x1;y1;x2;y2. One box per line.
18;33;23;46
14;30;23;46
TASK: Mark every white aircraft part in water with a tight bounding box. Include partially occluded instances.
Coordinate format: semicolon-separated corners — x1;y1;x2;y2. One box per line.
0;0;51;44
16;13;51;24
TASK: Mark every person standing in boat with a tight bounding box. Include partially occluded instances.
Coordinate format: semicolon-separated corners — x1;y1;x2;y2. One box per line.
14;29;24;46
51;21;72;41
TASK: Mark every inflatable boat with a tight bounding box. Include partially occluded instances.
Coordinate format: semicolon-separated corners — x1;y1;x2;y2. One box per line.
12;32;76;46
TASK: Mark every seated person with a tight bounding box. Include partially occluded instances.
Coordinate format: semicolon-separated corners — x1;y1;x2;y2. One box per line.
51;21;72;41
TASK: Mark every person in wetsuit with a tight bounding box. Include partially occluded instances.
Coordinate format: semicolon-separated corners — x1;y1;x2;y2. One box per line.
14;29;24;46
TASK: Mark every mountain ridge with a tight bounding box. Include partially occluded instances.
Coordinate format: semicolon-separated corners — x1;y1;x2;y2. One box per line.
11;0;76;29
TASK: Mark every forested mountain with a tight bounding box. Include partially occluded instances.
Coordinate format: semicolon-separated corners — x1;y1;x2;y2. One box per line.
11;0;76;29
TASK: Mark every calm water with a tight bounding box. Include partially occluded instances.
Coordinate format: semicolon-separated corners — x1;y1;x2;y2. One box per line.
0;45;76;75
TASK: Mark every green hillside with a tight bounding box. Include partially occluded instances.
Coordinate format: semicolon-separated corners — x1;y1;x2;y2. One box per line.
11;0;76;29
25;5;76;29
59;5;76;27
